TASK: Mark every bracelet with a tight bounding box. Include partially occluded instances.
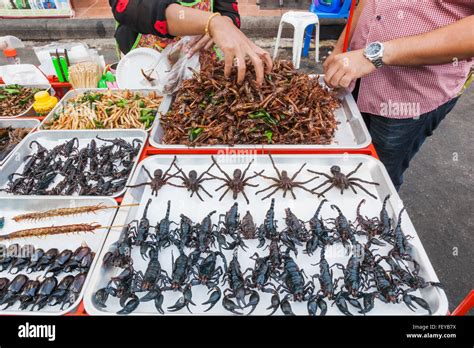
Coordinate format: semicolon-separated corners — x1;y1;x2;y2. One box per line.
205;12;221;38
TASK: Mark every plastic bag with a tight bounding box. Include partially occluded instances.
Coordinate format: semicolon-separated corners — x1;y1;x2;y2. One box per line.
33;42;105;77
0;36;24;50
154;36;200;95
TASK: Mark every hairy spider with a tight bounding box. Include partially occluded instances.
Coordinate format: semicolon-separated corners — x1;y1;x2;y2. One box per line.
207;156;262;204
126;156;180;196
308;162;379;199
172;162;215;201
255;154;318;200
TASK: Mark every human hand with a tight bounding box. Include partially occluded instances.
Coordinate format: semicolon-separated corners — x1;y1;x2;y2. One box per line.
209;16;273;85
186;34;214;58
323;49;376;88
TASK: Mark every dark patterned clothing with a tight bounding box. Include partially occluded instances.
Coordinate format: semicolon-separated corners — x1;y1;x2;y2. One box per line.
110;0;240;54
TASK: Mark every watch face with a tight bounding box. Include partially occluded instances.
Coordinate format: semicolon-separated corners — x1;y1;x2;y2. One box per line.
366;42;382;57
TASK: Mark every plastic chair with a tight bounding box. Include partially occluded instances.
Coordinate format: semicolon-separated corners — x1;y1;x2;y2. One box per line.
315;0;343;13
302;0;353;57
273;11;320;69
451;290;474;316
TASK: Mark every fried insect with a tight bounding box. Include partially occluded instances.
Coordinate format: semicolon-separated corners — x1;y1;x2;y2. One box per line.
255;154;318;200
172;162;215;201
126;156;180;196
0;127;32;161
0;85;41;117
0;223;102;241
207;156;262;204
12;203;137;222
45;90;162;130
308;163;380;199
161;53;340;146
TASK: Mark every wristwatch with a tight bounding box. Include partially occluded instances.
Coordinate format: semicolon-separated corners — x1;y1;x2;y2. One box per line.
364;42;385;68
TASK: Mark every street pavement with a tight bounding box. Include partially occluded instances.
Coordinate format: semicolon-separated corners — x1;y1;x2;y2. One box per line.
2;39;473;313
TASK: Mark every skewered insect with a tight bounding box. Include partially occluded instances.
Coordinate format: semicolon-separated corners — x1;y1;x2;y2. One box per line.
308;163;379;199
0;223;103;241
172;162;215;201
207;156;262;204
11;203;135;222
255;154;318;200
127;157;180;196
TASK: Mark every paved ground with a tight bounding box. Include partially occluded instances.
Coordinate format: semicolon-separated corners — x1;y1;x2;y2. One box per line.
2;39;473;313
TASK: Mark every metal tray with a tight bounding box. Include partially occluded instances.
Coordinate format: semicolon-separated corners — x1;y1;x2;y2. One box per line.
84;154;448;315
0;118;40;167
0;196;118;315
39;88;165;132
0;84;52;118
0;129;147;198
149;82;371;150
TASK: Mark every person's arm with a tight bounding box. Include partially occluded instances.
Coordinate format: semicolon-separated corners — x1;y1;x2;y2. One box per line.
110;0;272;85
165;4;272;84
324;15;474;88
383;15;474;65
185;0;241;57
329;0;367;56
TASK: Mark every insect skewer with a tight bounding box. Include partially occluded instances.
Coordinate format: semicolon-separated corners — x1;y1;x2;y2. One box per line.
0;223;128;241
12;203;140;222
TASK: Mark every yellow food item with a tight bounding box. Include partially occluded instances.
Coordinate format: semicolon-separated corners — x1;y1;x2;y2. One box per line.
33;91;58;115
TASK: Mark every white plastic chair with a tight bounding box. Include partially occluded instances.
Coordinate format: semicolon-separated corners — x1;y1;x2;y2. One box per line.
273;11;320;69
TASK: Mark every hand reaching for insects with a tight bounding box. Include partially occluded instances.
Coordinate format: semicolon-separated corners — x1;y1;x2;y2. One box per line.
208;16;273;86
185;34;214;58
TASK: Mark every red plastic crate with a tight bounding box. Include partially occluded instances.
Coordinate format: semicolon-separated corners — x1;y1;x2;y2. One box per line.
145;144;379;158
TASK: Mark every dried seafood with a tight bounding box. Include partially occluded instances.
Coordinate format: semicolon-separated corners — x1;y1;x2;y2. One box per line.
45;90;162;130
0;127;31;161
160;53;340;146
0;85;41;117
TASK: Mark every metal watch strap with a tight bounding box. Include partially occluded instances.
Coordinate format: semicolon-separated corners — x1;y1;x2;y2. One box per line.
372;57;384;68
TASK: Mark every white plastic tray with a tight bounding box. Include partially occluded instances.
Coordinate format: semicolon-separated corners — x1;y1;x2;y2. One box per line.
0;129;147;198
0;118;40;167
149;77;371;150
0;84;51;118
0;196;118;315
39;88;165;132
84;154;448;316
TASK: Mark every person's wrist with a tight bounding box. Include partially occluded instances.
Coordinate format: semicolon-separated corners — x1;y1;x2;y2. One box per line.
382;41;394;65
333;41;344;55
208;15;228;37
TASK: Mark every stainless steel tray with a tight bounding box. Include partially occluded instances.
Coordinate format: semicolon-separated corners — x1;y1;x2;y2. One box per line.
0;196;118;315
0;129;147;198
84;154;448;315
0;84;52;118
39;88;165;132
149;80;371;150
0;118;40;167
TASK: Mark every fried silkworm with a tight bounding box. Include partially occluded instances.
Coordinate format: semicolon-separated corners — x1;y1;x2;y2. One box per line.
12;203;139;222
0;223;102;241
